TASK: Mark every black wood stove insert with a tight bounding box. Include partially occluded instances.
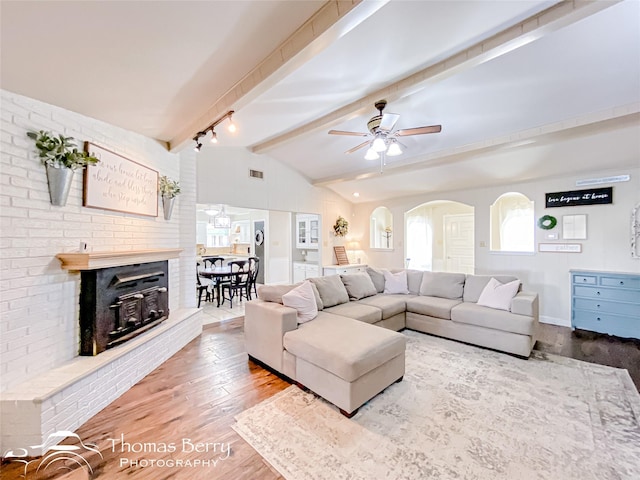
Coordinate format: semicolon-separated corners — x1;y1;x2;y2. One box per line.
79;261;169;355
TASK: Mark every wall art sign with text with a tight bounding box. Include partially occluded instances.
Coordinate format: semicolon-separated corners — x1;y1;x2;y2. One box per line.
83;143;159;217
545;187;613;208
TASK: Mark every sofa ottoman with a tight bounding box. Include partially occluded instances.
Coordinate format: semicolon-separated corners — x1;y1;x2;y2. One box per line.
283;314;406;417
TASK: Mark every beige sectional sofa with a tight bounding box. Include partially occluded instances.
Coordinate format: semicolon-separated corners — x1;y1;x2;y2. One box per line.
244;268;539;416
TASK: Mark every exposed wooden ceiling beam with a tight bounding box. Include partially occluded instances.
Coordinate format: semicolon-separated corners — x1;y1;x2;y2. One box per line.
168;0;389;152
250;0;622;155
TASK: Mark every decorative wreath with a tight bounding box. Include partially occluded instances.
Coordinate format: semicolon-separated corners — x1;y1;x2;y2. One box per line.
255;229;264;246
537;215;557;230
333;216;349;237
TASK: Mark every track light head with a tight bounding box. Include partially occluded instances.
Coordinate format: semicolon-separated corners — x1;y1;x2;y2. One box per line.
194;142;202;152
210;130;218;144
227;114;236;133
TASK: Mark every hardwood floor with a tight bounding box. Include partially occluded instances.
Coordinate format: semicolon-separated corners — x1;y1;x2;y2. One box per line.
1;320;638;479
535;323;640;390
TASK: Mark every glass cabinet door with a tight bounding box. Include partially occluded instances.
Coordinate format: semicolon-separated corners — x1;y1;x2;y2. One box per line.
297;219;307;246
309;219;319;246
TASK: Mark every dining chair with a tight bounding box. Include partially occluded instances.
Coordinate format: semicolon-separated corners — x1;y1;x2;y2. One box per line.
196;263;211;307
221;260;251;308
203;257;224;269
247;256;260;299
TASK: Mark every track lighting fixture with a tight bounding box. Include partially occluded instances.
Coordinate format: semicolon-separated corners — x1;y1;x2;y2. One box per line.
227;114;236;133
192;110;236;152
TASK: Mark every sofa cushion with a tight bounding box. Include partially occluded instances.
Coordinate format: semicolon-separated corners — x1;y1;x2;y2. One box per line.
356;294;408;319
310;275;349;308
477;278;521;311
451;302;536;336
419;272;465;299
282;281;318;323
258;282;324;310
463;275;519;303
340;272;377;300
283;314;405;382
406;296;461;320
324;302;382;324
367;267;386;293
391;269;423;295
383;270;409;294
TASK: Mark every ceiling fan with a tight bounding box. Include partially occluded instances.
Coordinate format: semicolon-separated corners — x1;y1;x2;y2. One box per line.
328;100;441;162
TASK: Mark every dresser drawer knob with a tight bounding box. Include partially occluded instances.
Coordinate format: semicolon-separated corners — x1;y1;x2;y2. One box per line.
597;304;601;308
619;281;624;285
596;317;601;321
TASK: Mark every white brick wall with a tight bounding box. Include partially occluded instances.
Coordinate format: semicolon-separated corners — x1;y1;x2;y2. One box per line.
1;308;202;455
1;89;201;454
0;89;197;393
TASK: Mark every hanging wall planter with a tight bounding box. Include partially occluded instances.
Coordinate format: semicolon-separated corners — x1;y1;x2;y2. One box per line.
46;164;75;206
158;175;181;220
27;130;99;206
162;195;176;220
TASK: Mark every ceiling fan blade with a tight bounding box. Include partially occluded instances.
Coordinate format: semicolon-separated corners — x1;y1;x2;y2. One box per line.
395;125;442;136
345;140;371;154
328;130;368;137
378;113;400;132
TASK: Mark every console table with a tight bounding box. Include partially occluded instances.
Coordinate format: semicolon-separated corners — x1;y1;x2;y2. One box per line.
323;264;367;276
570;269;640;339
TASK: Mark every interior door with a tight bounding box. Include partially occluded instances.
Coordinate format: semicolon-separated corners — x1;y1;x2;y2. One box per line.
444;214;474;274
253;220;265;284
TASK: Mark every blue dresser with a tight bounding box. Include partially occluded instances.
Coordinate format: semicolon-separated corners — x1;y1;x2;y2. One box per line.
570;270;640;339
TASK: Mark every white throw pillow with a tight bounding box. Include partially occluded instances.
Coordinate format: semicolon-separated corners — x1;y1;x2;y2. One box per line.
282;281;318;323
476;277;520;311
383;270;409;295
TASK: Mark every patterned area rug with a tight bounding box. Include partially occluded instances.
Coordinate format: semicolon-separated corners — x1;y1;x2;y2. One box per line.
232;330;640;480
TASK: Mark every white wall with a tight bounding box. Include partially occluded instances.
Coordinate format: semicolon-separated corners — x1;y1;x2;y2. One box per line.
196;146;353;266
266;210;292;284
353;167;640;326
0;90;197;392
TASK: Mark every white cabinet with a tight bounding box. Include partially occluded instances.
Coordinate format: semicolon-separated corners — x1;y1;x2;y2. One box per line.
323;264;367;276
296;214;319;249
293;262;320;282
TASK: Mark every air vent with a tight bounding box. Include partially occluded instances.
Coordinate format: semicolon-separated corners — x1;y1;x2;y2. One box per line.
249;169;264;179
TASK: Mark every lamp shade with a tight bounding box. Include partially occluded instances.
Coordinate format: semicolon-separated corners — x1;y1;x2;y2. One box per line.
387;141;402;156
372;136;387;153
364;148;379;160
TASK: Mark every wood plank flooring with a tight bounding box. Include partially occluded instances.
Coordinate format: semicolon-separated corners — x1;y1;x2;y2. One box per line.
1;320;638;480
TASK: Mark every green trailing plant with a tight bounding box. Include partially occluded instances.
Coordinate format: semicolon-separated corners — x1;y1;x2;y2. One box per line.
27;130;99;170
159;175;181;198
333;215;349;237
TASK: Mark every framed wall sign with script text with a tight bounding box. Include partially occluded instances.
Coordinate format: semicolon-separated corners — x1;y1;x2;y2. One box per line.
83;143;159;217
545;187;613;208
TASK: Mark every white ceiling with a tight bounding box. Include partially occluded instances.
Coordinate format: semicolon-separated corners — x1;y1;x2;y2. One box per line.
2;1;639;203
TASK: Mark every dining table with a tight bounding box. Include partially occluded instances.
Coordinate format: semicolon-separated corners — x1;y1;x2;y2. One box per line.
199;266;234;307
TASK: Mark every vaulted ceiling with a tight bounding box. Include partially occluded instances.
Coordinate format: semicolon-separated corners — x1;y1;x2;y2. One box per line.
2;1;639;203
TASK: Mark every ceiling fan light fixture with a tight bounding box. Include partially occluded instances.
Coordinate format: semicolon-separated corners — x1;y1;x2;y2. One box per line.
364;147;379;160
372;136;387;153
387;141;402;157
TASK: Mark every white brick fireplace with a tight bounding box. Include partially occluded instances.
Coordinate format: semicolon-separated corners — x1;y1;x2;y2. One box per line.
0;90;202;455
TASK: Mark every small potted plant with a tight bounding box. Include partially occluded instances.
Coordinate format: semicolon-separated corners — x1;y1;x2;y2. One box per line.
333;216;349;237
27;130;99;206
158;175;181;220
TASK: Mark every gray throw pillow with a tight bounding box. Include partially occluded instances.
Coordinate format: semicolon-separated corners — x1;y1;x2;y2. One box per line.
258;282;323;310
366;267;385;293
419;271;466;299
309;275;349;308
340;273;377;300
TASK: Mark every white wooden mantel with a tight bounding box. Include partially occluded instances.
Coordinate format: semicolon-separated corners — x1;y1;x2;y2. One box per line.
56;248;183;270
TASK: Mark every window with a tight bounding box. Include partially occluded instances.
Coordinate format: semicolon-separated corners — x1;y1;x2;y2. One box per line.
490;192;534;253
370;206;393;249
